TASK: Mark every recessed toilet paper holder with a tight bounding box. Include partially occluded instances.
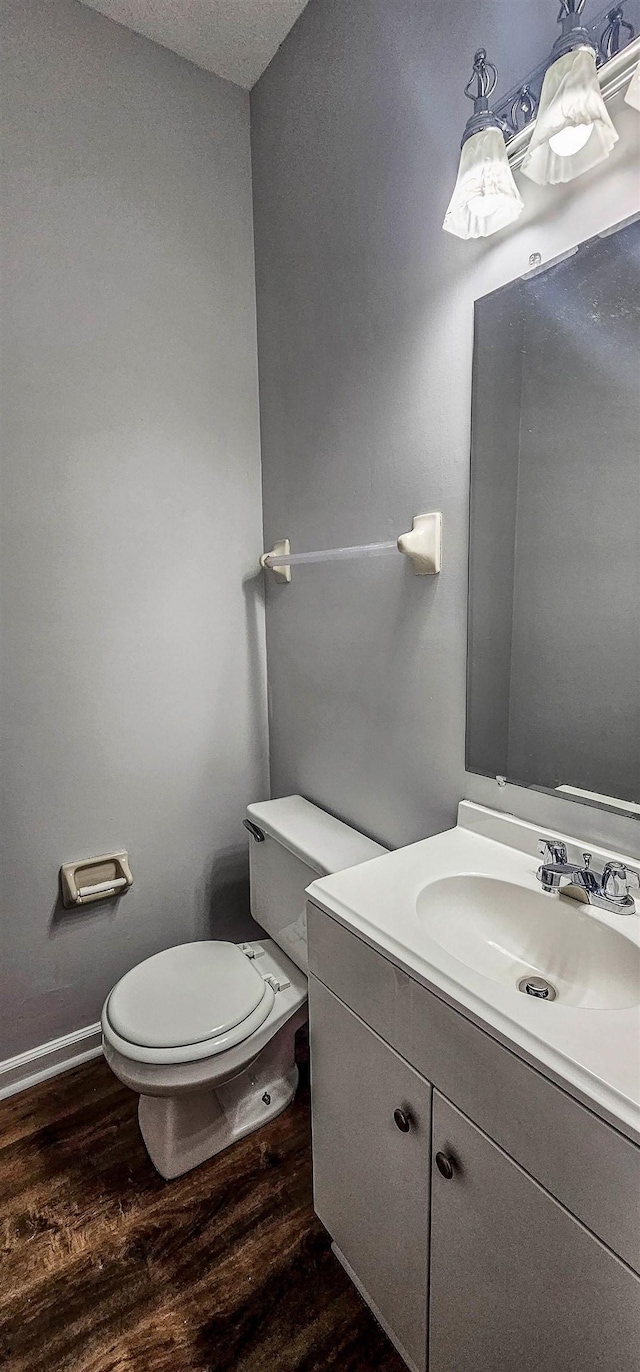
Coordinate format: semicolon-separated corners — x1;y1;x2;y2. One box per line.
60;850;133;908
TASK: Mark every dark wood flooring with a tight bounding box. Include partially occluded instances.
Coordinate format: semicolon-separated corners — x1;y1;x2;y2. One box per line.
0;1056;405;1372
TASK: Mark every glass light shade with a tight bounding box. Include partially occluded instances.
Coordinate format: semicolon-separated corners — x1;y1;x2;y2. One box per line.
625;59;640;111
521;46;618;185
443;127;524;240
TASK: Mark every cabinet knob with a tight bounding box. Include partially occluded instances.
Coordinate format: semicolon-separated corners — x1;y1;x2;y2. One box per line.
393;1108;412;1133
435;1151;455;1180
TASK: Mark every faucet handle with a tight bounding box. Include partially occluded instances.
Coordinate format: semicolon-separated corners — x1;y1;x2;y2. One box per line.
601;862;640;904
538;838;567;864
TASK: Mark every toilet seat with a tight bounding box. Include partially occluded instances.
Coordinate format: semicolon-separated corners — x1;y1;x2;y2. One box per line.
103;941;276;1065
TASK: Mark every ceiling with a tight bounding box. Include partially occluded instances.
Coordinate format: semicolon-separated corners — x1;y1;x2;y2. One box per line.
80;0;311;88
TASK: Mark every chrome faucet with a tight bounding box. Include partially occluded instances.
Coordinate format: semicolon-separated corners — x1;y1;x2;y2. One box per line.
536;839;640;915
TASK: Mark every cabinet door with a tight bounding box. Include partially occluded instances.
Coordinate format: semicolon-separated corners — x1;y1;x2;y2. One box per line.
309;975;431;1372
430;1092;640;1372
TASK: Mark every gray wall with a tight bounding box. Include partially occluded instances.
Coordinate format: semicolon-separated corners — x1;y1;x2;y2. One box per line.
1;0;268;1059
251;0;640;857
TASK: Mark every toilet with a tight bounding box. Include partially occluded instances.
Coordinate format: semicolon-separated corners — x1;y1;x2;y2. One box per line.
101;795;387;1178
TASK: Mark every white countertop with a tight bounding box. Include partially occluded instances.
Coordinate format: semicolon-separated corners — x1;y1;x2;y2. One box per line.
307;802;640;1144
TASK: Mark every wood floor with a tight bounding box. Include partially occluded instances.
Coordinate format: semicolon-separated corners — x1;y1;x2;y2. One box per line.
0;1056;406;1372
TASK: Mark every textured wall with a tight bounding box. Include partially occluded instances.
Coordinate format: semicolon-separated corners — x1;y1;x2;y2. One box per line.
251;0;640;856
1;0;268;1058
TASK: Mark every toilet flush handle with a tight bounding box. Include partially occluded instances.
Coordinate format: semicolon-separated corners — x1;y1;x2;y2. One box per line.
243;819;266;842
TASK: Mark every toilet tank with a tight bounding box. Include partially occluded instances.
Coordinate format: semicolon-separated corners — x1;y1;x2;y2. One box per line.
245;796;388;973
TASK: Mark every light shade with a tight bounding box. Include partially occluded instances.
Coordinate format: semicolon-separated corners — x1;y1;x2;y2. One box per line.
625;59;640;111
443;127;524;240
521;46;618;185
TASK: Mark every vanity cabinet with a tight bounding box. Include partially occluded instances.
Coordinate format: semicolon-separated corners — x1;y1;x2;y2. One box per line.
430;1092;640;1372
310;976;431;1372
308;906;640;1372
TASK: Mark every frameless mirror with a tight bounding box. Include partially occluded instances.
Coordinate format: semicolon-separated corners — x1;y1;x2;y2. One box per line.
466;217;640;818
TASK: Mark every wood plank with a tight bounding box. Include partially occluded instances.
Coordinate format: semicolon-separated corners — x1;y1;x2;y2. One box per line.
0;1057;405;1372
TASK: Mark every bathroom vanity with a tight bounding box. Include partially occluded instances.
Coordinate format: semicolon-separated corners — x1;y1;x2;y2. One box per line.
306;803;640;1372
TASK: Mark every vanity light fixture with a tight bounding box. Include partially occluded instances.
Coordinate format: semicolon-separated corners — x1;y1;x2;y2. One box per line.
520;0;618;184
443;49;524;240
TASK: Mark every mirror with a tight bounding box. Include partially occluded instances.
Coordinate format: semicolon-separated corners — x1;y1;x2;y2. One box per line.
466;217;640;818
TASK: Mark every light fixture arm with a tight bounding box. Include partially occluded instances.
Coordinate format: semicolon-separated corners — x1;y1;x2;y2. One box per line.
464;48;498;106
510;84;538;133
599;6;634;63
553;0;596;58
460;49;508;146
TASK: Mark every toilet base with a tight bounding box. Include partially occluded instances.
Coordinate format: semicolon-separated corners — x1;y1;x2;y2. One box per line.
137;1016;301;1179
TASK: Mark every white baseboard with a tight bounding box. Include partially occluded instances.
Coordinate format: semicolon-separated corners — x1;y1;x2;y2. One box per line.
0;1023;103;1101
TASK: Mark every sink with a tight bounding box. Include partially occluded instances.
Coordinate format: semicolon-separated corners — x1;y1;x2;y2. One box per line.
306;801;640;1138
416;874;640;1010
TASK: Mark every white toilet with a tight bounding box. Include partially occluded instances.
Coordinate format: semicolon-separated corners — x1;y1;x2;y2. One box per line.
102;795;386;1178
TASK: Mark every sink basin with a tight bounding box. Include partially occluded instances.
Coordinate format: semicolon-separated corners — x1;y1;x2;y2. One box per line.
416;875;640;1010
307;802;640;1137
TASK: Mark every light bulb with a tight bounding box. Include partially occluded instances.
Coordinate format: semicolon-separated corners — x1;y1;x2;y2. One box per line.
548;122;593;156
466;191;504;219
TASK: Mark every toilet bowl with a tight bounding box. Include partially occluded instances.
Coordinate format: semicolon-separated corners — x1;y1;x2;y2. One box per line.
102;795;387;1178
102;938;307;1178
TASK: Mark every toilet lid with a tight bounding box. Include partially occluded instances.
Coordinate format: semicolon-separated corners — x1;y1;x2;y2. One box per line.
106;942;270;1049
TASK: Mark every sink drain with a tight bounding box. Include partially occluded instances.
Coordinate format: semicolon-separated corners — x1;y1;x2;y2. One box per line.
517;975;557;1001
